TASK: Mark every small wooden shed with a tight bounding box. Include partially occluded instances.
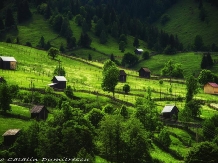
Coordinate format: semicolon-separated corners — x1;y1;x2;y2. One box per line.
161;105;179;120
134;49;143;55
49;76;67;89
119;70;127;82
204;82;218;94
30;105;49;120
138;67;151;78
0;56;17;70
2;129;20;146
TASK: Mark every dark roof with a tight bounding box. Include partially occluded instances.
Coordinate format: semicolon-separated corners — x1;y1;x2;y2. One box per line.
138;67;151;73
30;105;45;113
120;70;127;75
207;82;218;88
54;76;67;81
161;105;178;113
2;129;20;136
0;56;17;62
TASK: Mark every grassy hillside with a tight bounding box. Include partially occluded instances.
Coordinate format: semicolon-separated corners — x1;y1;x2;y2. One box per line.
154;0;218;48
1;42;218;162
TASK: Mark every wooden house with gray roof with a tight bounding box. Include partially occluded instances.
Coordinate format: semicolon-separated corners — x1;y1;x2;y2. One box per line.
2;129;20;146
161;105;179;120
30;105;49;120
49;76;67;89
119;70;127;82
0;56;17;70
138;67;151;78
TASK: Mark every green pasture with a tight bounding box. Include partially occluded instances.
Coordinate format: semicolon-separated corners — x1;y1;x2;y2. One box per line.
154;0;218;48
151;143;180;163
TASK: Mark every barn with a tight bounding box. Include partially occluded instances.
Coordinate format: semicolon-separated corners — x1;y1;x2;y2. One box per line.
138;67;151;78
119;70;127;82
30;105;49;120
2;129;20;146
0;56;17;70
204;82;218;94
161;105;179;120
134;49;143;54
49;76;67;90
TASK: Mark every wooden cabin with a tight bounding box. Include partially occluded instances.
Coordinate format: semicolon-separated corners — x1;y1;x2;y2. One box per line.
30;105;49;120
204;82;218;94
134;49;143;55
49;76;67;90
119;70;127;82
138;67;151;78
161;105;179;120
2;129;20;146
0;56;17;70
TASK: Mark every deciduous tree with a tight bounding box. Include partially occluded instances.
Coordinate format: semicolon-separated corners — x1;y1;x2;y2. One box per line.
48;47;60;59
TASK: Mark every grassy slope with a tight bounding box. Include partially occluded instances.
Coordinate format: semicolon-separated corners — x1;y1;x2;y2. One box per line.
154;0;218;48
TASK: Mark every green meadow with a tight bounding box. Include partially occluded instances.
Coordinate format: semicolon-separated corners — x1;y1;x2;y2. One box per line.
154;0;218;48
0;42;218;162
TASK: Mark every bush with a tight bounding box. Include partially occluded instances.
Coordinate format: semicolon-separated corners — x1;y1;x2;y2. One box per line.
25;42;32;47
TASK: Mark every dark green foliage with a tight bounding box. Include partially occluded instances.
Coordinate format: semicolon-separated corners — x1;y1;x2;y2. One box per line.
53;66;66;76
25;42;32;47
119;34;127;44
82;19;89;33
119;105;129;118
203;119;216;140
6;37;12;43
44;41;51;50
110;53;115;62
38;36;45;49
142;51;150;60
199;7;207;22
0;18;5;30
135;87;162;132
17;0;32;23
59;43;65;52
64;85;74;99
75;14;83;26
198;69;214;85
185;141;218;163
60;18;72;38
48;47;60;59
123;84;130;94
194;35;204;51
161;60;184;80
100;30;107;44
49;14;63;33
161;14;170;25
95;18;105;37
102;104;114;114
44;3;52;19
121;52;139;67
42;94;58;108
133;36;139;48
119;41;126;52
88;54;92;61
0;84;12;114
98;115;152;163
163;45;176;54
5;8;16;28
66;36;76;49
87;108;104;127
78;32;92;48
101;64;119;97
185;100;201;117
201;53;213;69
185;75;199;103
158;128;171;149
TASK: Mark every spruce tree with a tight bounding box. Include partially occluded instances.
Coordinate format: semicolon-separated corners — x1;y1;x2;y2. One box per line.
5;8;16;28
